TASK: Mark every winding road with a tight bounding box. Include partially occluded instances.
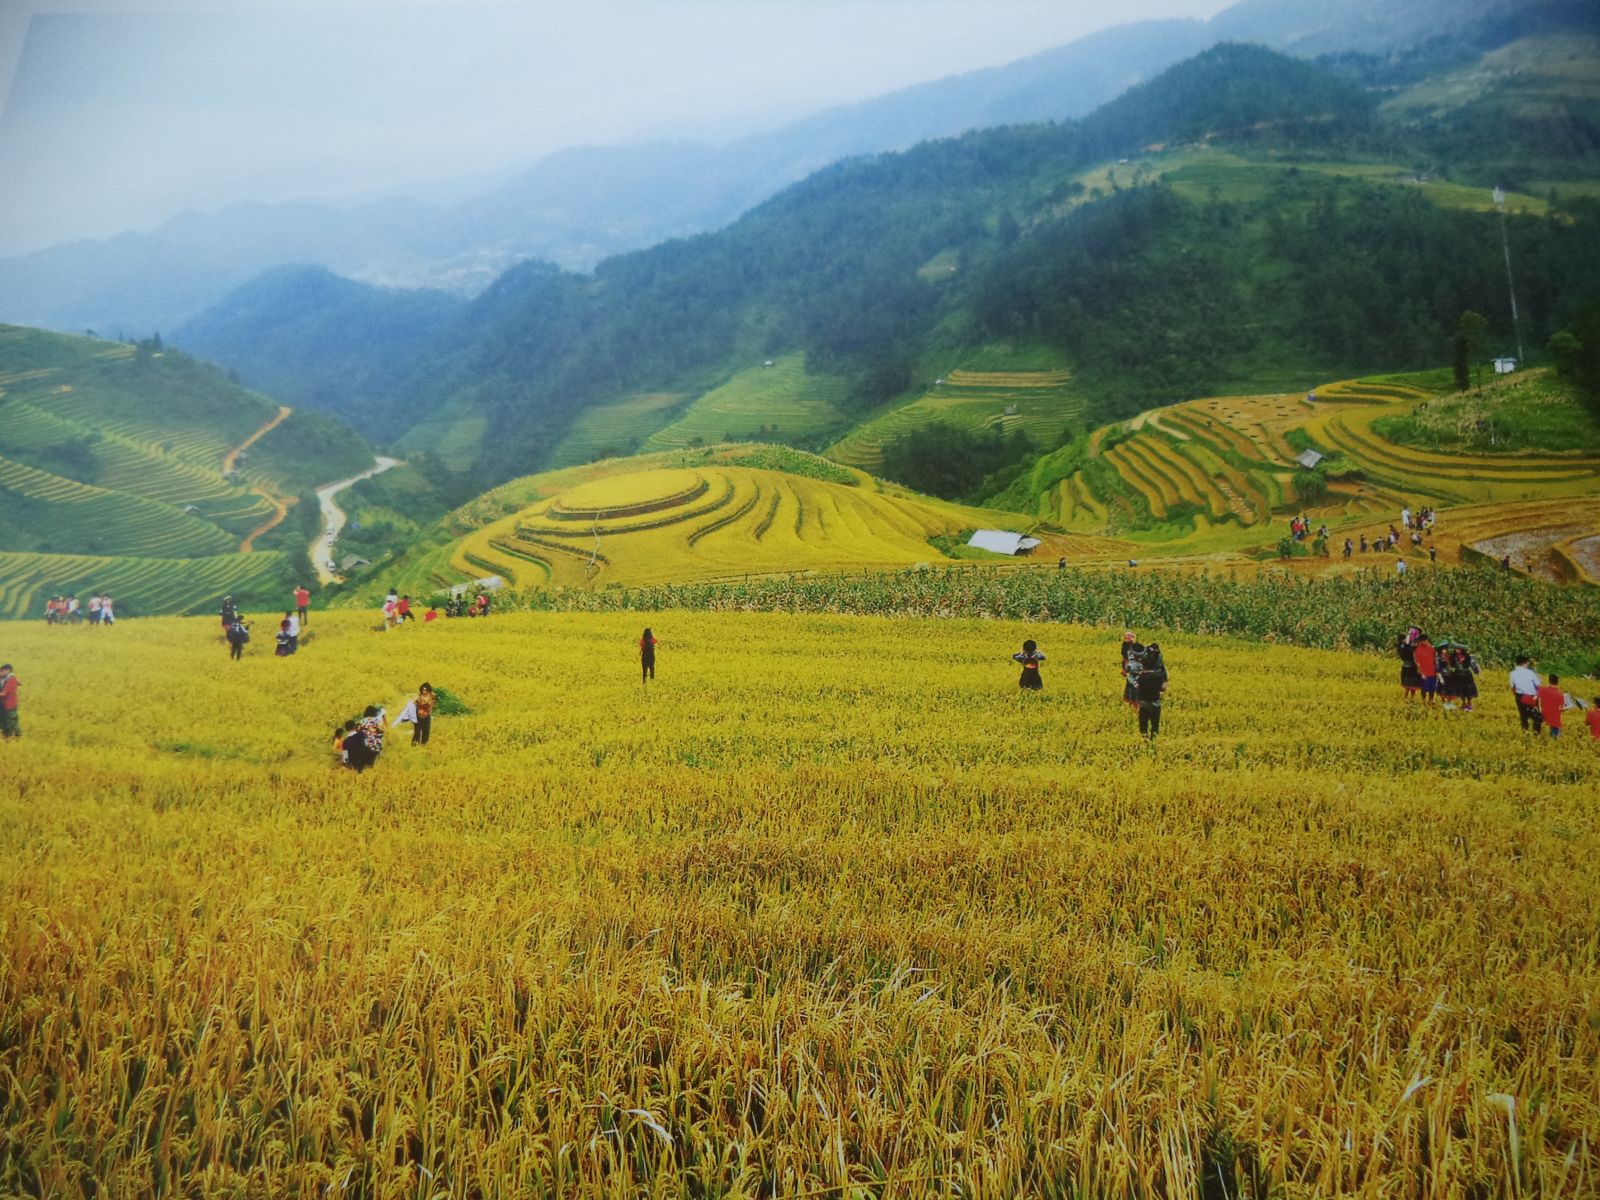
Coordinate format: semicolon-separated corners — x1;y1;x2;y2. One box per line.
311;456;401;584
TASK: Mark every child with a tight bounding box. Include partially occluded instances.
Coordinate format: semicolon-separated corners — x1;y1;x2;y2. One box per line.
412;683;435;746
640;628;658;683
1012;639;1045;691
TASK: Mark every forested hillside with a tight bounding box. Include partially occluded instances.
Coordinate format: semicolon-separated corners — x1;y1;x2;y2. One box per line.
176;38;1600;493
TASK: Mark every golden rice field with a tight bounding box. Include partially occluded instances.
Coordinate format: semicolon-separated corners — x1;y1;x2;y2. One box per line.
421;462;1029;594
3;610;1598;1198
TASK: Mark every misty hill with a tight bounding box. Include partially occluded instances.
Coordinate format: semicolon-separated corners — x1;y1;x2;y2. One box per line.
173;41;1600;493
5;0;1585;340
173;266;465;429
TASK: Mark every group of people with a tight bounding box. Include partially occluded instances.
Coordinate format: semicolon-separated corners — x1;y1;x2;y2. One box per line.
218;587;313;660
1395;628;1482;710
379;587;494;630
1008;631;1170;738
40;594;115;625
1509;657;1598;739
333;683;437;770
1395;627;1599;738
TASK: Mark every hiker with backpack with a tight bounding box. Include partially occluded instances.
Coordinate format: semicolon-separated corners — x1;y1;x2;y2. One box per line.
1134;644;1169;738
226;618;251;661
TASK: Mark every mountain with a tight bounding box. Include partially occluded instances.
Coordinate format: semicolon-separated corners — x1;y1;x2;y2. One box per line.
172;266;465;431
173;39;1600;489
8;0;1584;340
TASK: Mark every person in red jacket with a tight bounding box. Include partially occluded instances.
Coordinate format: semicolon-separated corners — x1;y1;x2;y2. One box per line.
1413;633;1438;706
294;584;311;625
1536;674;1567;739
0;663;18;739
1586;698;1600;741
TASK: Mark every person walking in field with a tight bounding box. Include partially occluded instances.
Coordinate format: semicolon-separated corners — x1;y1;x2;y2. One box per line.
1396;628;1422;700
410;683;435;746
1586;698;1600;741
225;618;251;661
220;594;237;631
1135;644;1168;738
1012;639;1046;691
283;611;301;654
346;706;385;771
0;664;18;739
294;584;310;626
1413;632;1439;707
640;628;658;683
88;594;102;625
1509;655;1542;733
1537;674;1568;739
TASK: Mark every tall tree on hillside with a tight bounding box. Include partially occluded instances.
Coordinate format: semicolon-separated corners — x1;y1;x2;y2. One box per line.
1458;310;1489;388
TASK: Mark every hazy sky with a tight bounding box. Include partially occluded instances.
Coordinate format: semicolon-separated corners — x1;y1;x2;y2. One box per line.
0;0;1230;257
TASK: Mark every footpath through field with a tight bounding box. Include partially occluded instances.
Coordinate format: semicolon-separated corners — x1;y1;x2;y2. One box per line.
224;406;294;553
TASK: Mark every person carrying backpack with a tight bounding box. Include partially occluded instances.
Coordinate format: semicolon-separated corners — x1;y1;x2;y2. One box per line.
1135;644;1169;738
226;619;251;661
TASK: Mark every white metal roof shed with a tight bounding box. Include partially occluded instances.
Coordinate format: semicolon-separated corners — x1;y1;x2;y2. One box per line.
967;529;1042;555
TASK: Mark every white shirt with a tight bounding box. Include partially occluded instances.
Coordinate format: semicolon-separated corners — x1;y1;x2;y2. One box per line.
1508;665;1539;696
286;615;300;637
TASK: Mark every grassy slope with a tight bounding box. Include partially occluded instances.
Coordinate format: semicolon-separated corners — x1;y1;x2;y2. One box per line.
642;356;851;452
3;609;1597;1195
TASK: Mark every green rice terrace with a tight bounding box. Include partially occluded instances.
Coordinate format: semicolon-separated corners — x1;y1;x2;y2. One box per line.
0;325;371;618
1002;368;1600;584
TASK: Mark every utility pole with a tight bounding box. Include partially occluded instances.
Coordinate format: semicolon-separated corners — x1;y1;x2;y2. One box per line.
1494;187;1526;365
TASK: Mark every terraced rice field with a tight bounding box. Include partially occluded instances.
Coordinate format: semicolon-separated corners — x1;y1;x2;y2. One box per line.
0;550;291;619
411;462;1032;595
643;357;849;452
830;368;1081;469
0;455;238;558
1050;375;1600;577
549;392;688;467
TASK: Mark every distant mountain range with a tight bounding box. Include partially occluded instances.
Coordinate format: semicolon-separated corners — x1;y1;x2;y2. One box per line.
172;35;1600;492
1;0;1581;338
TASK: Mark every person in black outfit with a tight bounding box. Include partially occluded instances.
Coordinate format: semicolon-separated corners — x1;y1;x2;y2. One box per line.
1012;639;1045;690
1135;644;1168;737
640;628;658;683
225;619;250;660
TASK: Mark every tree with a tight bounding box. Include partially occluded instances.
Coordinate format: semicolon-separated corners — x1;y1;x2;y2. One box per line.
1458;311;1489;388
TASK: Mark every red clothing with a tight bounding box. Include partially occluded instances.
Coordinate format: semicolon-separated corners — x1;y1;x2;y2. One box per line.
294;588;310;608
1586;708;1600;740
0;675;16;710
396;598;411;617
1536;684;1565;729
1413;641;1436;677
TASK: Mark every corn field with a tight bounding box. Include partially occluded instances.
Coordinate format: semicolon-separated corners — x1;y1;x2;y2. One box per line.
2;610;1597;1197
